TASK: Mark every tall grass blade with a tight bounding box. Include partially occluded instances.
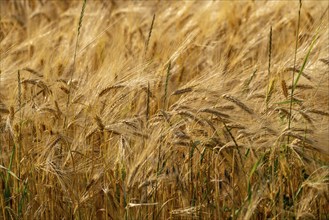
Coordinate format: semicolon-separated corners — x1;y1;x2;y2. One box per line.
292;33;319;90
288;0;302;133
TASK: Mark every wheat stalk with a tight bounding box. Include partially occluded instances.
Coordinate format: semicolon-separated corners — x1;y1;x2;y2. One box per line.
65;0;87;128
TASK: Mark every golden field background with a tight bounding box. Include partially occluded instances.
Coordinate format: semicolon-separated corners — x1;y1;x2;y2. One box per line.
0;0;328;219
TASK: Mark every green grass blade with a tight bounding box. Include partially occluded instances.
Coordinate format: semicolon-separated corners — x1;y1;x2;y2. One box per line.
293;32;319;91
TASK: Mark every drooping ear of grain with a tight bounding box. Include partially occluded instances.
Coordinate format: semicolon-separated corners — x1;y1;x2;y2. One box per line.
281;79;289;98
222;94;254;114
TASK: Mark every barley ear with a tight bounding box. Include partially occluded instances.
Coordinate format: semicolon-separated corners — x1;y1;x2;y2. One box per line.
163;61;171;110
281;80;288;98
145;14;156;56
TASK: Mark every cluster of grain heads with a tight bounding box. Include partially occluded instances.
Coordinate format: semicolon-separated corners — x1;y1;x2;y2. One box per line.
0;0;328;219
